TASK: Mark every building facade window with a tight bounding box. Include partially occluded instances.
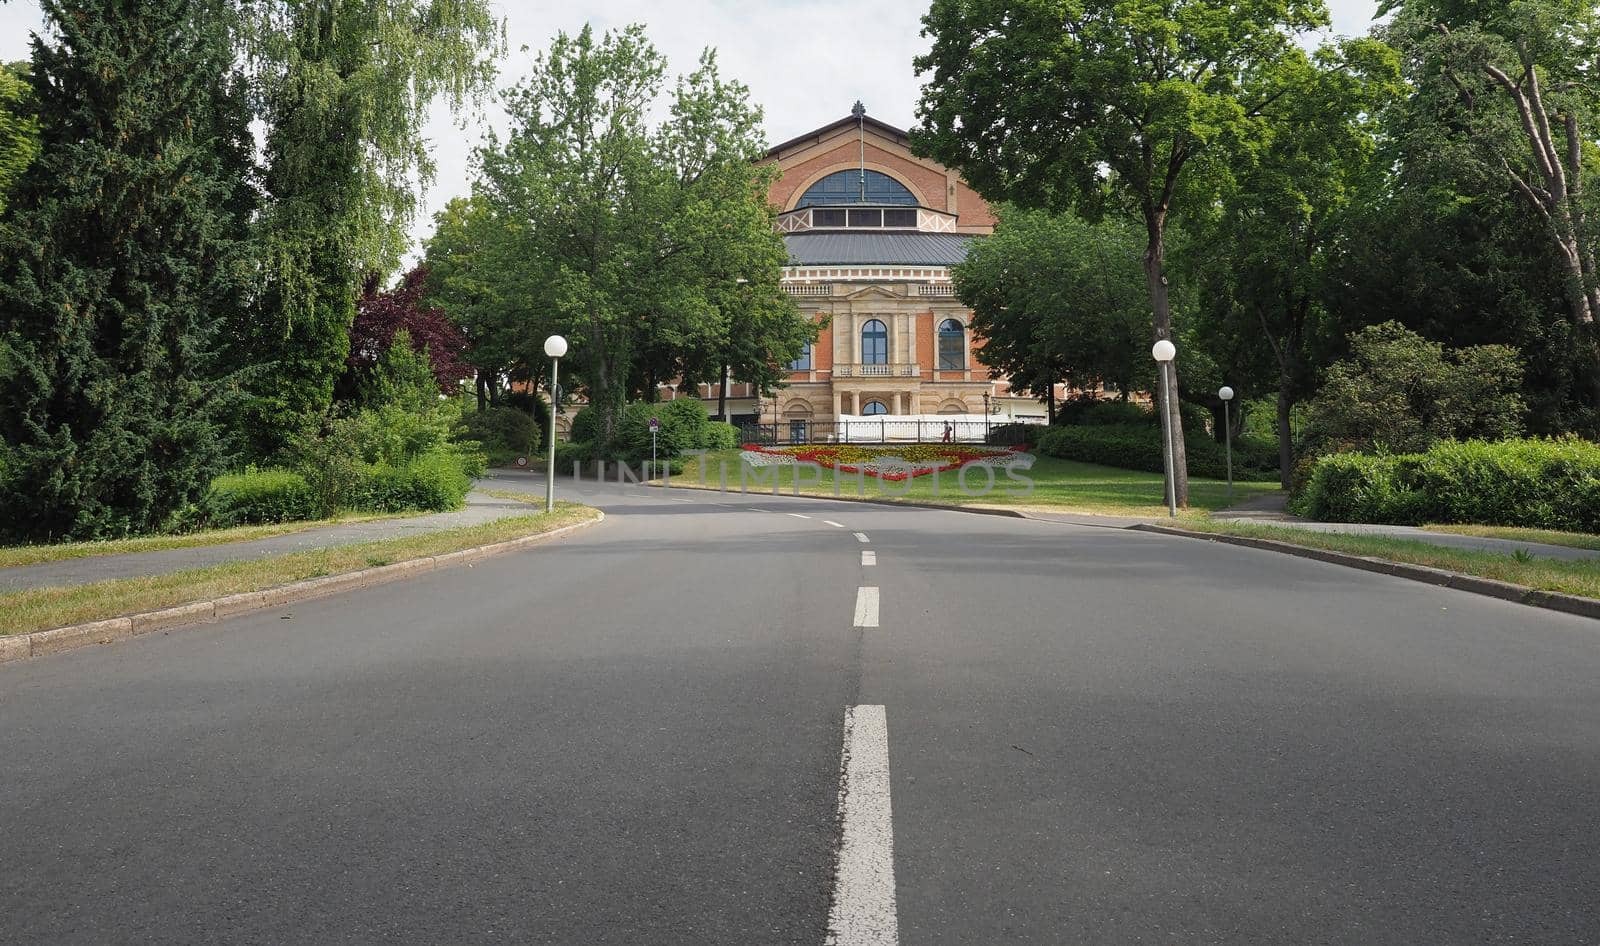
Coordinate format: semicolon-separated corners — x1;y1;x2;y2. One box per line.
860;319;888;365
795;169;918;207
861;400;889;416
938;319;965;370
788;340;812;371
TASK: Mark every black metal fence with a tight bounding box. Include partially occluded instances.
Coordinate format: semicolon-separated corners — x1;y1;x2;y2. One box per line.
738;419;1041;447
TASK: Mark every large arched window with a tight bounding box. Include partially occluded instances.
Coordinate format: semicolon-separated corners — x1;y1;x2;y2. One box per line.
861;400;889;416
938;319;965;370
795;169;918;207
860;319;888;365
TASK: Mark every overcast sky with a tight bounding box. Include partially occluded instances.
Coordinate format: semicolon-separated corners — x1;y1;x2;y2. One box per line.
0;0;1382;260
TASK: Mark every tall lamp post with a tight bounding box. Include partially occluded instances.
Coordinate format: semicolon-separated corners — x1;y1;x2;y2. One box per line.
1218;386;1235;504
1152;339;1178;518
544;335;567;513
983;391;991;443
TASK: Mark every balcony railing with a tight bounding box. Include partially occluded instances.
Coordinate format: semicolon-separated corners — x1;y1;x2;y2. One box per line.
917;284;957;297
833;363;920;378
784;283;833;296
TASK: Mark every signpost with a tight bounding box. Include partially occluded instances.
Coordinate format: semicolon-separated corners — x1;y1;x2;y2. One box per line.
649;417;660;478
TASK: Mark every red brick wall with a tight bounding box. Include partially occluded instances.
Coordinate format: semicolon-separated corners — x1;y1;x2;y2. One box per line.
765;133;996;232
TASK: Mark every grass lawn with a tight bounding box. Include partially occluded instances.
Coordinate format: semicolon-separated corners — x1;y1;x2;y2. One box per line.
661;448;1280;517
1177;519;1600;600
1;503;598;636
0;511;412;569
1421;524;1600;552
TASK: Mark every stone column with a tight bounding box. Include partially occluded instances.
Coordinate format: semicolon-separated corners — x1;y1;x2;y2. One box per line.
833;390;843;419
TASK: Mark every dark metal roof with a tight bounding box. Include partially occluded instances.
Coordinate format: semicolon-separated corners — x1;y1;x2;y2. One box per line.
783;232;978;266
765;113;911;158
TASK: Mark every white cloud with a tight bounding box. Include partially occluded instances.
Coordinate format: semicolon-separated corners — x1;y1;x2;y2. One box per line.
0;0;1383;260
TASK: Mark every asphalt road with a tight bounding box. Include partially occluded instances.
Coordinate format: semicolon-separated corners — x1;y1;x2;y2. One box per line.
4;471;1599;944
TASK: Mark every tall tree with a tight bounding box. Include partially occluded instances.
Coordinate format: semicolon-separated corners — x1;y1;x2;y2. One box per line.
339;267;471;403
1187;38;1404;485
1381;0;1600;405
915;0;1328;504
226;0;502;456
954;207;1150;412
0;0;253;540
476;25;802;451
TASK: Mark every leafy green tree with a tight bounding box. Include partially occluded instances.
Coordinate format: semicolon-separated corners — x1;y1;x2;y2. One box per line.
423;194;538;409
476;25;802;452
953;207;1149;418
914;0;1330;504
0;0;253;540
226;0;503;457
0;60;40;215
1187;38;1404;485
1381;0;1600;401
1303;322;1525;454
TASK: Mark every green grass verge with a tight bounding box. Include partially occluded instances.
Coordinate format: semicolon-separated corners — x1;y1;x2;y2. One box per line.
1421;524;1600;552
1;503;599;637
662;449;1278;517
0;512;412;569
1177;519;1600;600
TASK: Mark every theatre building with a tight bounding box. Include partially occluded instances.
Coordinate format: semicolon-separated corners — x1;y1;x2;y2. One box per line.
712;105;1048;437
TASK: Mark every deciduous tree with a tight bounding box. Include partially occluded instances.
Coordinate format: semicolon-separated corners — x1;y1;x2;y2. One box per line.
915;0;1329;504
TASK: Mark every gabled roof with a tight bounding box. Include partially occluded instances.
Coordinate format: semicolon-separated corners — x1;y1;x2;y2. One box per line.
783;232;976;266
765;113;912;160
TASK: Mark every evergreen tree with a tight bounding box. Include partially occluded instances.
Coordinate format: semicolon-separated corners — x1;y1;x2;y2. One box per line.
0;0;252;541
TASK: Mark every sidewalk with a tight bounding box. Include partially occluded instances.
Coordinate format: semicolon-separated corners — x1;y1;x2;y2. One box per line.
0;490;533;593
1208;492;1600;562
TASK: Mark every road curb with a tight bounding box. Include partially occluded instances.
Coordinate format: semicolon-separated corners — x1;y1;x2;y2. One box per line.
0;511;605;666
1132;523;1600;621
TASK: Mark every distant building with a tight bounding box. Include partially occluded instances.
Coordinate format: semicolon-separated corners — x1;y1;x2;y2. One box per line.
744;104;1050;436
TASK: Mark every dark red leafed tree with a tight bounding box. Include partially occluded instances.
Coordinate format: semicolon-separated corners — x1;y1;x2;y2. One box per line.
346;266;471;394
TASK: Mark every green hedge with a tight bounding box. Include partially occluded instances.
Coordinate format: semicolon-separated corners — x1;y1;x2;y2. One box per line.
554;439;593;470
1294;437;1600;530
203;470;317;526
353;448;473;513
1037;424;1278;481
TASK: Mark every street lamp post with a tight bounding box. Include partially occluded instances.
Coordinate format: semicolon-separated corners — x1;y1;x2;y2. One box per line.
1218;386;1235;504
544;335;567;513
1152;339;1178;518
983;392;991;443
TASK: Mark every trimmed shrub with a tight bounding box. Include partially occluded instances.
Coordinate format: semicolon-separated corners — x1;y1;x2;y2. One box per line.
458;405;541;466
203;470;317;526
613;399;711;463
1294;437;1600;530
703;421;739;450
554;439;593;471
569;406;599;445
1037;424;1279;481
1080;401;1153;426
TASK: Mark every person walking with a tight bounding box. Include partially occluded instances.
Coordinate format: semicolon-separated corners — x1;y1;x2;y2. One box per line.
942;421;953;443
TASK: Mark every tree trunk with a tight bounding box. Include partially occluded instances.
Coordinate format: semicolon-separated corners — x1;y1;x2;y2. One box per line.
1047;382;1056;424
475;372;488;411
1143;221;1189;505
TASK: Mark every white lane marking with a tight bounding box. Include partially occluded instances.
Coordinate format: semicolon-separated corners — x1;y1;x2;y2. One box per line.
853;587;879;629
824;520;845;528
750;508;770;514
826;705;898;946
854;532;870;543
861;551;876;566
668;498;695;503
789;513;812;520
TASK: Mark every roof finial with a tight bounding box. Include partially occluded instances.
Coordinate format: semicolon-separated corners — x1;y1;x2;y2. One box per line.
851;100;866;119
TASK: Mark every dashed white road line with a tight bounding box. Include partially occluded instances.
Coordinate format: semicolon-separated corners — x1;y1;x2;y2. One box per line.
824;520;845;528
789;513;812;520
861;551;876;566
826;705;898;946
853;587;880;628
854;533;870;544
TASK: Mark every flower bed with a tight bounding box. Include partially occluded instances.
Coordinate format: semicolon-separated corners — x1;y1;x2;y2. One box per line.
740;443;1029;481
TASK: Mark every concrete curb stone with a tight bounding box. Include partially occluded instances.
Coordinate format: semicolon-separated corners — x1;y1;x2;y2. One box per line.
0;512;604;666
1132;523;1600;621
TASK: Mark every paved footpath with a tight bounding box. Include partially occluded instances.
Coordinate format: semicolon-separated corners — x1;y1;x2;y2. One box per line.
0;490;532;592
